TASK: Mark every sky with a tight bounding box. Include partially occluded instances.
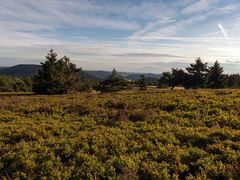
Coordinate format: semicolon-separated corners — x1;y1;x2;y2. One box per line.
1;0;240;73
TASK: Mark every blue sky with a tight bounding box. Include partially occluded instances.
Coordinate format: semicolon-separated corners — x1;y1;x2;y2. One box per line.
1;0;240;73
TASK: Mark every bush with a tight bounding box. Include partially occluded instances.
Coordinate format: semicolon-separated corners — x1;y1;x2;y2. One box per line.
129;111;146;122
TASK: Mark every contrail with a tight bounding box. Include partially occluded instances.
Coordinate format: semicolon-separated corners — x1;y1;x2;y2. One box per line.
218;23;228;38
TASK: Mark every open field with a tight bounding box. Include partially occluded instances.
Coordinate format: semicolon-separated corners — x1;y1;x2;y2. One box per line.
0;89;240;179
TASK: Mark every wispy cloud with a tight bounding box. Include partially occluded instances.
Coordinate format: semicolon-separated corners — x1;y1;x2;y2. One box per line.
0;0;240;73
0;0;141;31
112;53;187;58
181;0;218;15
130;3;236;42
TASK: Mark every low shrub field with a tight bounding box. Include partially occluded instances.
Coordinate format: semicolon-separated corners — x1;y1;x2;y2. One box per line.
0;89;239;179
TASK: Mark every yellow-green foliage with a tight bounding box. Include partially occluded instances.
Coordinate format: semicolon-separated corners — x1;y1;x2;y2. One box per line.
0;89;240;179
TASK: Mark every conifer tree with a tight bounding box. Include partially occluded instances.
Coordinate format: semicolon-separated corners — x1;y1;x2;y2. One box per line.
61;56;81;92
185;57;208;88
138;74;147;90
171;68;186;89
33;49;80;94
227;74;240;88
98;68;129;92
158;72;172;88
207;61;226;88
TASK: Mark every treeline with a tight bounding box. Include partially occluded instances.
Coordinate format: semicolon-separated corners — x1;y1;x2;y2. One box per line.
0;74;97;93
1;50;240;94
159;58;240;89
0;50;98;93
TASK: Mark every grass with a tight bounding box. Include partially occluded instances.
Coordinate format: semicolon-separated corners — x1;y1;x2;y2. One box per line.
0;89;239;179
0;92;34;96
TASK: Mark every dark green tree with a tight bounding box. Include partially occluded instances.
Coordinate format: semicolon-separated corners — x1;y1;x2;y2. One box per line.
158;69;186;89
138;74;147;90
207;61;226;88
61;56;81;93
158;72;172;88
171;68;186;89
185;57;208;88
33;49;80;94
227;74;240;88
98;68;129;92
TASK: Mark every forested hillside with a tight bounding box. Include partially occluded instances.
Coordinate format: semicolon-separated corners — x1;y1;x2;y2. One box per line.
0;65;41;77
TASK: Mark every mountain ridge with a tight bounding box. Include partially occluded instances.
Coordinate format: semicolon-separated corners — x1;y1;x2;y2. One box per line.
0;64;162;81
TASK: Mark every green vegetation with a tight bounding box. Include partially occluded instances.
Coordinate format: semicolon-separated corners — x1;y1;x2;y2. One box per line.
0;75;32;92
185;57;208;89
0;89;239;179
137;75;147;90
0;50;240;179
227;74;240;88
98;68;131;92
33;50;80;94
2;50;240;94
159;58;233;89
207;61;227;88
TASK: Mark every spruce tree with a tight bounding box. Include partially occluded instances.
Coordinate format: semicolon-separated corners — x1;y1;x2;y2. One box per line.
138;74;147;90
171;68;186;89
33;49;80;94
158;72;172;88
227;74;240;88
207;61;226;88
186;57;208;88
99;68;129;92
61;56;81;92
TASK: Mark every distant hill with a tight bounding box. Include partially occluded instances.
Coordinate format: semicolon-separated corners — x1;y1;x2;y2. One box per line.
84;71;162;81
83;71;133;80
0;64;162;82
0;64;41;77
126;73;162;81
84;71;111;80
79;71;102;80
0;65;102;80
0;67;6;70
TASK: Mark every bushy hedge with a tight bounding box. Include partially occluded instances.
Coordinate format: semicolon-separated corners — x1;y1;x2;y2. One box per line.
0;75;32;92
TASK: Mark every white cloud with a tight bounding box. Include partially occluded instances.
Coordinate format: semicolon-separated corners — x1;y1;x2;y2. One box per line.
0;0;141;31
0;0;240;73
129;2;238;42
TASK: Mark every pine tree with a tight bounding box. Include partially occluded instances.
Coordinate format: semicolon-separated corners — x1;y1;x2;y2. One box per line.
207;61;226;88
33;49;80;94
110;68;118;79
138;74;147;90
61;56;81;92
227;74;240;88
98;68;129;92
171;68;186;89
186;57;208;88
158;72;172;88
158;69;186;89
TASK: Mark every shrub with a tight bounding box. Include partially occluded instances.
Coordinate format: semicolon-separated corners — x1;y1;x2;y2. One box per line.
129;111;146;122
106;100;128;109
